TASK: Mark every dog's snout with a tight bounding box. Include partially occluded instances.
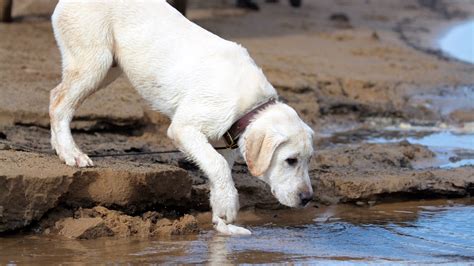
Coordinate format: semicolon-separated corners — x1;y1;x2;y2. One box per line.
299;191;313;206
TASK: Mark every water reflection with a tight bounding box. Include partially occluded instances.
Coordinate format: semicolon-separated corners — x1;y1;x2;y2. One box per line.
1;199;473;264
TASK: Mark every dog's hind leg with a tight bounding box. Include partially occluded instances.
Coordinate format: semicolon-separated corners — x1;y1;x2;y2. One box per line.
49;36;121;167
50;55;117;167
49;3;122;167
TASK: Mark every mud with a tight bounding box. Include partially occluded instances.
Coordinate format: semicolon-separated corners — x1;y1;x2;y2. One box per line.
0;0;473;238
47;206;198;239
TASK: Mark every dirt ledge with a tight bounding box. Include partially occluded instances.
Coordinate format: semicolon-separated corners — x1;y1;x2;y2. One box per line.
0;150;192;232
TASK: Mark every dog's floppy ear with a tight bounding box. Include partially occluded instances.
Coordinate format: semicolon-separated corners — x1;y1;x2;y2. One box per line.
245;128;287;177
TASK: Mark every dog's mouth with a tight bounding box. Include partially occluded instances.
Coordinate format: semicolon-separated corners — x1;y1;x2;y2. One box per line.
271;188;302;208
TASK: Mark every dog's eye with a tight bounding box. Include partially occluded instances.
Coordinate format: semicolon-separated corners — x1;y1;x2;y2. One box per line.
285;158;298;166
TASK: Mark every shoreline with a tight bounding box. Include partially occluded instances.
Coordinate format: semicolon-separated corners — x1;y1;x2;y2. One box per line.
396;0;474;67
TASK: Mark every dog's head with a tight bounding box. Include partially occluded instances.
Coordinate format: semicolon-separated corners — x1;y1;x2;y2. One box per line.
242;103;314;207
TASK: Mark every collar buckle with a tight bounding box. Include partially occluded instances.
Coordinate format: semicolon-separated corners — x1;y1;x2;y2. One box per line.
224;132;239;149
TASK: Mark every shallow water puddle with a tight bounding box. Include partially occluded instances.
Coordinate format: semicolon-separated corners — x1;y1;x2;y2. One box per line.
439;20;474;64
367;130;474;169
328;124;474;169
1;199;473;264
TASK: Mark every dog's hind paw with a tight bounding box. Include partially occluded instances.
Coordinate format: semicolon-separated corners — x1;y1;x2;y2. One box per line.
73;153;94;167
59;151;94;168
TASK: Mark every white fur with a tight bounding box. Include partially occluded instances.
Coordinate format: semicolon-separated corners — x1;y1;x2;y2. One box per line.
49;0;314;235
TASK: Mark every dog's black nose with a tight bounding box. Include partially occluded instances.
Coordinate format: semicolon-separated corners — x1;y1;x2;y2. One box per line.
299;191;313;206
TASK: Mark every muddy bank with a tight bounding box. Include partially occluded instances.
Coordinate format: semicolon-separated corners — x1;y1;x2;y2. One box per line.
40;206;198;239
0;0;473;237
0;150;192;232
311;132;474;203
1;133;473;234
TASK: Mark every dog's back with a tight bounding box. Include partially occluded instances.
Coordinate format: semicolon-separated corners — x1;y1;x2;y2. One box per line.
49;0;276;167
52;0;251;115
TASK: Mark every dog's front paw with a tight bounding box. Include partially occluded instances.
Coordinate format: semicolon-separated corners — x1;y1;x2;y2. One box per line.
211;185;239;224
214;217;252;235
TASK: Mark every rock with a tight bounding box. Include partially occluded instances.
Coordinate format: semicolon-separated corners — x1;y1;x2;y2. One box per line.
449;109;474;123
56;217;113;239
83;206;154;238
310;143;474;203
0;151;75;232
171;214;199;234
0;150;192;232
313;167;474;204
233;168;279;209
153;214;199;236
142;211;163;223
35;207;74;234
65;158;192;212
50;206;199;239
312;142;435;170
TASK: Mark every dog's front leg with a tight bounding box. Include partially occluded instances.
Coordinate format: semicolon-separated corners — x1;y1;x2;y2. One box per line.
168;124;251;235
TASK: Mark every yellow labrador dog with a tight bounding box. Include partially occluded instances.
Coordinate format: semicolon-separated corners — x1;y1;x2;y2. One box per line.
49;0;314;235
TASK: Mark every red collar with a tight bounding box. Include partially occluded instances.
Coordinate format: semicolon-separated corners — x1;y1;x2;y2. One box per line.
223;98;277;149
